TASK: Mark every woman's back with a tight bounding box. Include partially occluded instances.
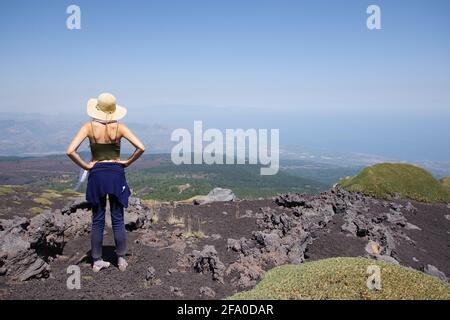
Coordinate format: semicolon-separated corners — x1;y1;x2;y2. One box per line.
89;121;121;161
89;120;121;144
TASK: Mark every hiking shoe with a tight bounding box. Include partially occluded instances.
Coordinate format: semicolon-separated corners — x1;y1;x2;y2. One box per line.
118;257;128;272
92;260;110;273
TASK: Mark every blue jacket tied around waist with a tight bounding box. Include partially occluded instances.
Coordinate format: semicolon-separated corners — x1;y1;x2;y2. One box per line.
86;162;131;208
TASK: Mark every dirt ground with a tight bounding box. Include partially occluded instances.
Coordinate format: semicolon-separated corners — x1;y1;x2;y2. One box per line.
1;196;449;300
306;199;450;275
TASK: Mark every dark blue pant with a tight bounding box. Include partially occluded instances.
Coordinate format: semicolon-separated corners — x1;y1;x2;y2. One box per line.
91;194;127;261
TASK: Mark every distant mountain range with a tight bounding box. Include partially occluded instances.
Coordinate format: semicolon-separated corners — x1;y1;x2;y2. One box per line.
1;112;449;179
0;112;174;156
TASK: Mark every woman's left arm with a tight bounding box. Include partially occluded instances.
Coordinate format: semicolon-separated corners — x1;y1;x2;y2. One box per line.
66;123;96;170
116;123;145;167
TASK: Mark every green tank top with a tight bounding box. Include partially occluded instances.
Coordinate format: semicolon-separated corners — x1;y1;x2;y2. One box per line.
90;121;121;161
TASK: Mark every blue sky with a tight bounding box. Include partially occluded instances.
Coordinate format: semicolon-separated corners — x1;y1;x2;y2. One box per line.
0;0;449;160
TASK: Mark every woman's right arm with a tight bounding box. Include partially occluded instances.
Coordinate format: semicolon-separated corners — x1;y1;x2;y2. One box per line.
117;123;145;167
66;123;96;170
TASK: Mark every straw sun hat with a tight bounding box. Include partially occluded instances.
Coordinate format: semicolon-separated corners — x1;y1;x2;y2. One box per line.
87;93;127;121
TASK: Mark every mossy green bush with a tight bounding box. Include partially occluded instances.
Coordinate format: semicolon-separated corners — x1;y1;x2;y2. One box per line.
339;163;450;203
440;177;450;187
0;185;15;196
40;191;62;199
28;207;44;214
32;197;53;206
228;257;450;300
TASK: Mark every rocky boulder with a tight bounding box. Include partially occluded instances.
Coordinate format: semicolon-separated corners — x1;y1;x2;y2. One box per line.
61;197;92;215
199;286;216;298
125;197;154;230
0;217;50;281
0;195;151;282
424;264;448;283
193;188;236;205
189;245;226;283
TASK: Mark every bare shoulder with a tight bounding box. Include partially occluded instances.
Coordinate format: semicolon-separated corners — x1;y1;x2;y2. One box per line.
81;122;91;132
118;122;130;132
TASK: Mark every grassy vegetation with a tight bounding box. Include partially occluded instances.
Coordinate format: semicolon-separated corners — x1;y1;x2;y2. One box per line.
228;257;450;300
167;214;185;226
1;154;343;202
32;197;53;206
193;230;205;239
339;163;450;203
440;177;450;187
0;185;26;196
40;191;63;199
0;184;89;217
35;156;327;201
28;207;44;214
281;161;363;187
150;213;159;224
61;189;84;195
0;185;15;196
126;162;326;201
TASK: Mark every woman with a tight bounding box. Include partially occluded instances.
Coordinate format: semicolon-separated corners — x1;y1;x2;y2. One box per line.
66;93;145;272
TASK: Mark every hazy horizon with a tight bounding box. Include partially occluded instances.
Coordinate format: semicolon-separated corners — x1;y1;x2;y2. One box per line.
1;109;449;163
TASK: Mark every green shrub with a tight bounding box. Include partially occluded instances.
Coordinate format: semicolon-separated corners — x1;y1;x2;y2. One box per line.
339;163;450;203
33;197;53;206
40;192;62;199
440;177;450;187
228;257;450;300
0;185;14;196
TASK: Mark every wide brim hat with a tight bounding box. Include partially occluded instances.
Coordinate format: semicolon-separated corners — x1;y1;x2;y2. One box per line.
87;92;127;121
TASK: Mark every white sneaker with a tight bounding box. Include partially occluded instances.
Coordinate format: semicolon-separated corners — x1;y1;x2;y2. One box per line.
92;260;111;273
118;257;128;272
